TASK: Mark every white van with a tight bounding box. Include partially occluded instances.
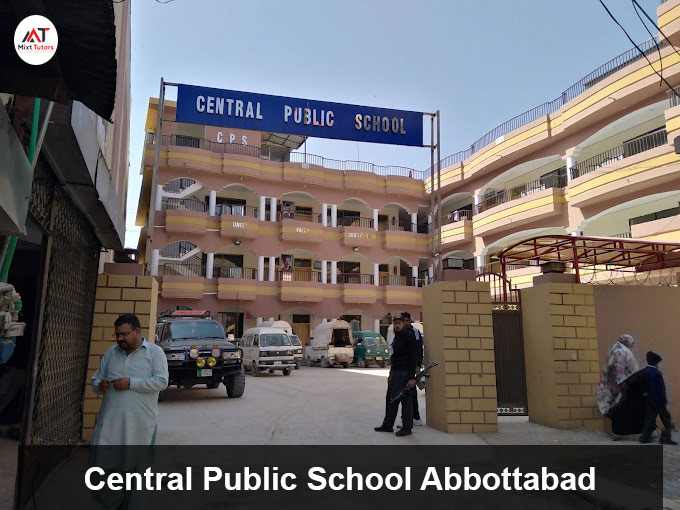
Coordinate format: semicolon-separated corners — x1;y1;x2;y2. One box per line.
240;327;296;376
306;320;354;368
258;320;302;368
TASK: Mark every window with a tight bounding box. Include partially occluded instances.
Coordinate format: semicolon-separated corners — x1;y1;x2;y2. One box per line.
253;336;259;347
629;207;680;227
292;314;310;323
260;334;292;347
294;258;311;268
338;261;360;274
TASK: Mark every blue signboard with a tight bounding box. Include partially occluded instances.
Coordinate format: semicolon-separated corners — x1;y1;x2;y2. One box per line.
175;84;424;147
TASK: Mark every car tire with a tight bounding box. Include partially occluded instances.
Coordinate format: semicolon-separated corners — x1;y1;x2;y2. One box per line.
380;361;387;368
251;361;260;377
342;362;350;368
357;358;366;368
306;356;313;367
295;361;300;370
225;369;245;398
320;357;330;368
283;368;291;376
206;382;219;389
158;390;168;402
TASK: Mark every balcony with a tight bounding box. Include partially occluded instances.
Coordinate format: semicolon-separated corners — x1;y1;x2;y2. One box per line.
339;273;377;304
162;198;210;235
279;270;324;302
159;261;206;299
438;210;474;248
220;207;260;239
378;220;427;252
341;217;379;248
280;211;324;243
473;175;567;237
569;128;674;207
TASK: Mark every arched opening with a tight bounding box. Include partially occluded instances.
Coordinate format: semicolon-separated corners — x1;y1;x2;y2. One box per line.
279;191;322;223
379;255;417;286
440;192;474;225
217;183;259;218
338;198;374;228
161;178;207;212
214;244;259;280
579;190;680;239
158;241;203;276
269;248;321;282
277;307;318;346
379;202;413;231
338;252;374;284
441;250;475;271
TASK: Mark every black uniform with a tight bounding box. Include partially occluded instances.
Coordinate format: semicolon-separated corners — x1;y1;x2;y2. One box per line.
407;325;424;421
381;327;418;431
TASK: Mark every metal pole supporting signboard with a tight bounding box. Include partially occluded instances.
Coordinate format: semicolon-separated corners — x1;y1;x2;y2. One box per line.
436;110;442;282
429;115;435;283
147;77;167;271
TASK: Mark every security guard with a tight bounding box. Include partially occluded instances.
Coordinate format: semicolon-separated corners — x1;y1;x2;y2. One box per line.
401;312;423;426
375;315;417;436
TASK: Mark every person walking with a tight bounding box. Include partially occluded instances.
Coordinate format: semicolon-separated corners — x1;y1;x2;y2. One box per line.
640;351;677;445
596;334;640;440
401;312;423;426
91;313;168;445
375;316;417;437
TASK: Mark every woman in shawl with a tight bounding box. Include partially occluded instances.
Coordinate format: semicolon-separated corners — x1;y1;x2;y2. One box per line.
596;334;643;439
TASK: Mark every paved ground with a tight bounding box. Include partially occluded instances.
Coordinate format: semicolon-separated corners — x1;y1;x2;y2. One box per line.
2;365;678;507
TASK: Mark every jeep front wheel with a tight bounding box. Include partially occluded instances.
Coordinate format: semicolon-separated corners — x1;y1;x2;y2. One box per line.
225;370;245;398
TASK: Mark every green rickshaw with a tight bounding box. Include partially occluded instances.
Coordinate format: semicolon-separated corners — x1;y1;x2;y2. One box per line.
352;331;389;368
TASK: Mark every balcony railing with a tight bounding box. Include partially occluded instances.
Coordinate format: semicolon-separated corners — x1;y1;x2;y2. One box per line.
444;209;473;225
278;269;322;282
162;197;207;212
571;128;668;179
219;204;258;218
338;273;374;285
340;216;375;229
158;262;205;277
476;173;568;214
610;232;633;239
278;210;322;223
379;275;416;286
148;133;424;179
378;220;417;232
160;241;197;258
431;37;665;172
215;266;257;279
163;178;195;193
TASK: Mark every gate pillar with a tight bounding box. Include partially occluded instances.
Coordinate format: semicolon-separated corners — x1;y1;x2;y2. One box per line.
521;283;602;430
423;280;498;433
82;265;159;442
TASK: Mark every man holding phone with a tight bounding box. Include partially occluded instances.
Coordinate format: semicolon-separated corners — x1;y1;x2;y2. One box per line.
91;313;168;445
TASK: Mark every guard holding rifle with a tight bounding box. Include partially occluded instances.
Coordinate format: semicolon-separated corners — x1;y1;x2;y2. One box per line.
375;315;417;437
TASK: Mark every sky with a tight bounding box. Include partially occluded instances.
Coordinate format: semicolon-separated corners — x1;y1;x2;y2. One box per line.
124;0;664;248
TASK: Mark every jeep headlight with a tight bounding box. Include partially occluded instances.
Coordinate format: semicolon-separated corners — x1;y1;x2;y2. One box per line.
222;351;241;359
296;349;302;354
166;351;185;361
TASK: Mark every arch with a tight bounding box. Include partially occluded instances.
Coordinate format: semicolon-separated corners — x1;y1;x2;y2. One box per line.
162;177;197;193
578;190;680;237
280;191;321;203
340;197;372;209
220;183;257;194
442;249;474;260
574;99;667;156
482;155;561;191
159;240;200;259
379;254;415;267
482;227;568;258
338;252;373;264
441;192;473;210
380;201;412;214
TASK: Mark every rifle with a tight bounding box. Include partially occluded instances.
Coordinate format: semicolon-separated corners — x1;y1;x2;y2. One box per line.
390;361;438;404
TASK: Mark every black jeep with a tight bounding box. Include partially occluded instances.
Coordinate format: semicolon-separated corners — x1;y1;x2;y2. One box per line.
155;318;244;400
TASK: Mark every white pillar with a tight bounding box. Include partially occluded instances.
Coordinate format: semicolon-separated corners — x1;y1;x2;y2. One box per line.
321;260;328;284
476;255;484;271
412;265;418;285
256;317;263;326
331;204;338;228
259;196;267;221
411;212;418;232
208;190;217;216
428;266;434;279
155;185;163;211
268;256;276;281
331;261;337;284
270;197;277;222
566;155;576;183
257;256;265;281
373;209;379;231
206;253;214;279
321;203;328;227
150;249;160;276
374;318;380;333
268;317;275;322
373;263;380;286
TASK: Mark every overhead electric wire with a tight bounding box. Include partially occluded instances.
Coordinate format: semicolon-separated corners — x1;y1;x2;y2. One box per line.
631;0;663;85
631;0;680;61
598;0;680;98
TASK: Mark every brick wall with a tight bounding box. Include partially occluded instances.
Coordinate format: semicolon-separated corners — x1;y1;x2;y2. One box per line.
82;273;159;442
522;282;602;430
423;280;498;434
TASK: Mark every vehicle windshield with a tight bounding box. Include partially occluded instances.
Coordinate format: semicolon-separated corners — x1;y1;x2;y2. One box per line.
166;320;225;340
360;336;385;346
289;335;301;346
260;334;292;347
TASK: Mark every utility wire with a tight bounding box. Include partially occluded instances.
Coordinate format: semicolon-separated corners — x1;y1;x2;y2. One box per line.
631;0;663;86
598;0;680;98
632;0;680;61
